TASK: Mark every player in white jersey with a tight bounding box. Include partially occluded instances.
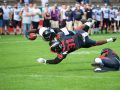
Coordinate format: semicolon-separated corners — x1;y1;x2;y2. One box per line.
109;6;116;33
115;8;120;32
22;4;33;36
2;2;11;35
92;6;97;20
94;5;102;34
12;3;22;35
101;4;110;34
32;3;41;30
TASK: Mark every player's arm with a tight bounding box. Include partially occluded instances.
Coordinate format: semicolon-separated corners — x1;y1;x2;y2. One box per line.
74;18;96;32
37;52;68;64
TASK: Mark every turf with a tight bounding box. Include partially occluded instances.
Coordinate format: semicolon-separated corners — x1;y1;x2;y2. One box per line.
0;33;120;90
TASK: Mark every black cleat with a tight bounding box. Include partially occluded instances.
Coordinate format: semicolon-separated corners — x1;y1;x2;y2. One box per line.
91;63;104;68
112;37;117;42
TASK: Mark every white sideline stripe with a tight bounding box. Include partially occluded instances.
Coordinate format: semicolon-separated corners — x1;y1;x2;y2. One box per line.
4;74;120;79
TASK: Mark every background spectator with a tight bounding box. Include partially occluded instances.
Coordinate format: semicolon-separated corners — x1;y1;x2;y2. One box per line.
2;1;11;35
65;5;73;30
73;3;84;29
22;4;33;36
60;4;67;28
101;4;110;34
32;3;41;29
50;4;60;29
12;3;22;35
0;6;3;35
43;3;51;27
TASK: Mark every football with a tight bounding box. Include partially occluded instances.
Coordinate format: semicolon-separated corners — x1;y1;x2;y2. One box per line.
29;33;37;40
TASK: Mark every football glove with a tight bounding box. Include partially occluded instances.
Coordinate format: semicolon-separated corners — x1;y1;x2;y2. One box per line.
37;58;46;64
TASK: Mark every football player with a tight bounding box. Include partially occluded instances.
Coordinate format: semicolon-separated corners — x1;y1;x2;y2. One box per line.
92;48;120;72
37;29;117;64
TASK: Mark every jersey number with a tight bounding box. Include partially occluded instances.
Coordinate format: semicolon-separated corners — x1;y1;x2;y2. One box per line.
66;39;75;51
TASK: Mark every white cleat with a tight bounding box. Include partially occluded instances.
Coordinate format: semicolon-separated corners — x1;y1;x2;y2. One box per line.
94;68;102;72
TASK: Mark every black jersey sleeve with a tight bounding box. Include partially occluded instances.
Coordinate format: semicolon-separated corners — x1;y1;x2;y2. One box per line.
46;52;67;64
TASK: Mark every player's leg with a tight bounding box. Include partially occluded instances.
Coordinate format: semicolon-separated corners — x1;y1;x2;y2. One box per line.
83;36;117;48
92;57;120;72
13;20;17;35
6;20;10;35
101;19;105;34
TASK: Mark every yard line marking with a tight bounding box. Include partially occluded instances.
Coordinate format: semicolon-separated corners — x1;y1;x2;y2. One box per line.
2;74;120;79
0;40;32;44
27;75;119;79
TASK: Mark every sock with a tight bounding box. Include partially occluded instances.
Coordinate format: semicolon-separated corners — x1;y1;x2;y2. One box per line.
107;38;113;42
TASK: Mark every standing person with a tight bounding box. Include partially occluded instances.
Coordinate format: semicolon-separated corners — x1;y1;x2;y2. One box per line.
0;6;3;35
60;4;67;28
109;6;116;33
32;3;41;29
85;4;92;19
2;2;11;35
12;3;22;35
94;5;103;34
115;8;120;32
65;5;74;30
22;4;33;36
50;4;60;29
73;4;84;29
43;3;51;27
101;4;110;34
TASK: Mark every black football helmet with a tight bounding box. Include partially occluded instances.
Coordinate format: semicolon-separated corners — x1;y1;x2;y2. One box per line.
50;40;63;53
42;28;56;41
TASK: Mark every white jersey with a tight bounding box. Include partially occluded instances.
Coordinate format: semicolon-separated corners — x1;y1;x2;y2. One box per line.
60;8;67;20
22;8;32;24
13;8;21;21
110;9;116;19
115;10;120;21
32;8;41;22
95;9;102;21
2;6;11;20
92;8;97;19
102;7;110;19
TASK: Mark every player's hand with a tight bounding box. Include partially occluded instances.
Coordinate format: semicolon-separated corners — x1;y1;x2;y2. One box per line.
37;58;46;64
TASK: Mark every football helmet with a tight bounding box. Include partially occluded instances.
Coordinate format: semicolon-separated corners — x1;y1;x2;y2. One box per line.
50;40;63;53
39;27;56;41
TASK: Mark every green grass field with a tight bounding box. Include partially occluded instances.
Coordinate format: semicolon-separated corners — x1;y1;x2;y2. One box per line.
0;33;120;90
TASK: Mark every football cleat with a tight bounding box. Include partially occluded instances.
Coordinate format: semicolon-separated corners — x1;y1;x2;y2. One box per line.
112;37;117;42
91;63;104;68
